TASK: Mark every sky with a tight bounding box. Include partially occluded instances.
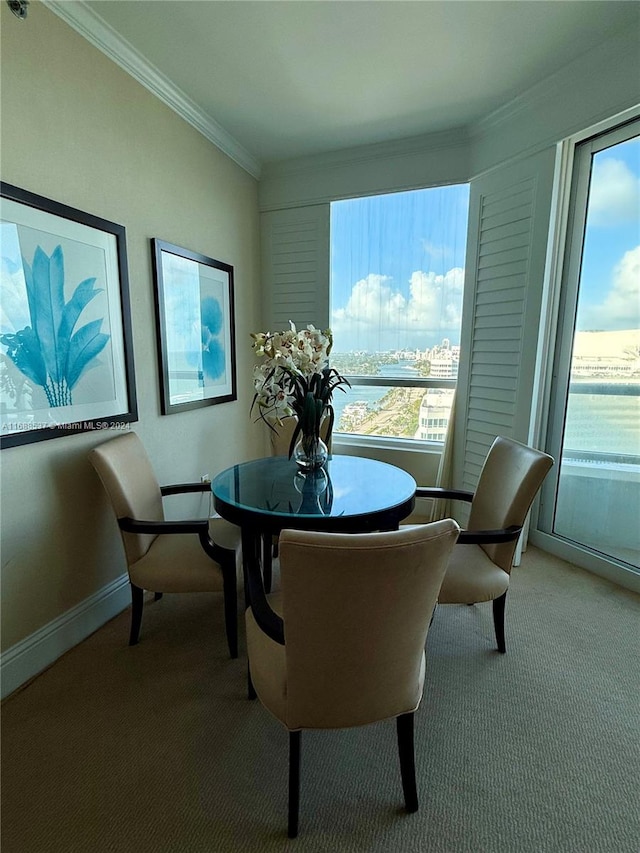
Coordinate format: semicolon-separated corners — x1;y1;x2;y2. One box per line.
330;184;470;353
330;134;639;354
577;135;640;333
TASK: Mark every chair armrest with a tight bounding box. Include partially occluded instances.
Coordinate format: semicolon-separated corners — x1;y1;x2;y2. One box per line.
160;482;210;496
457;525;522;545
246;538;284;645
248;591;285;646
119;516;237;567
415;487;474;502
197;531;238;567
118;517;208;535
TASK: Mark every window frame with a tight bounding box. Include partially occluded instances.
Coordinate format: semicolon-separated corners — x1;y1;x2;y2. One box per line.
539;116;640;537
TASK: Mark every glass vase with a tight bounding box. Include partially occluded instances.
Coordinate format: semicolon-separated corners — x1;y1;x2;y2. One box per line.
293;433;328;471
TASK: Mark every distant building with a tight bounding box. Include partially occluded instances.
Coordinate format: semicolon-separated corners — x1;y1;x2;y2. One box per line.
429;356;459;378
414;388;455;442
571;329;640;379
572;358;636;377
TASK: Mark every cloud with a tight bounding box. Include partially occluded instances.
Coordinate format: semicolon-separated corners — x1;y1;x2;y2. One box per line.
421;240;453;263
331;268;464;350
589;158;640;226
332;274;402;327
579;245;640;330
407;269;464;327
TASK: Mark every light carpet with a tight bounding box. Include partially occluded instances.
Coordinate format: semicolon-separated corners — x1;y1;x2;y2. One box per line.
1;547;639;852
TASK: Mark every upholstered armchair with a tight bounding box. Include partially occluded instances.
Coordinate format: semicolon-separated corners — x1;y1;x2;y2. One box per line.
89;432;241;657
416;436;553;653
245;520;460;837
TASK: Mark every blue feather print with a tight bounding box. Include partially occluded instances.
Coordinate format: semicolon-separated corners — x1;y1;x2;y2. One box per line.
0;245;111;407
66;319;109;389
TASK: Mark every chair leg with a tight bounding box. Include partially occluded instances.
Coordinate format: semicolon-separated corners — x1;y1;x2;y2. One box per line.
493;591;507;653
221;557;238;659
129;583;144;646
288;731;302;838
396;712;418;813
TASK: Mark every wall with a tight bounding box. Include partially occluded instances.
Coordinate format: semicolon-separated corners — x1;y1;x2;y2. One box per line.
469;27;640;179
0;4;262;665
259;127;471;211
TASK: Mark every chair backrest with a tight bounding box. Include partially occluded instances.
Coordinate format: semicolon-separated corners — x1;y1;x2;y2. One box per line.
88;432;164;565
468;436;554;571
269;415;332;457
278;519;460;730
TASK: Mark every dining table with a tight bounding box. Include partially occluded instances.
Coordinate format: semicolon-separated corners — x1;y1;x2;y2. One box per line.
211;454;417;645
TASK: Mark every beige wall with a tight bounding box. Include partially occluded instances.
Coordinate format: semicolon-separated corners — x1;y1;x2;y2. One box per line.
0;3;262;650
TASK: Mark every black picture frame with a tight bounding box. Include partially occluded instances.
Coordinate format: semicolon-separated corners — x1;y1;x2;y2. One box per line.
151;239;237;415
0;182;137;448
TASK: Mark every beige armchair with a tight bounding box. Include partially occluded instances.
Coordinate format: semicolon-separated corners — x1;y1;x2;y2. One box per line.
415;436;553;653
89;432;241;657
245;519;460;837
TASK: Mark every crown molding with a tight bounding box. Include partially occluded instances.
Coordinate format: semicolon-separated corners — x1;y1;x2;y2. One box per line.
470;26;640;141
43;0;261;179
262;126;470;180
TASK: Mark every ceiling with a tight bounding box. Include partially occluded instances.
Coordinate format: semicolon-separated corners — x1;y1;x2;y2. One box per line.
49;1;639;171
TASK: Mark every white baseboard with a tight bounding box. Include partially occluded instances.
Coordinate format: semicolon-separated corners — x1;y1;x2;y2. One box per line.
1;574;131;701
529;531;640;595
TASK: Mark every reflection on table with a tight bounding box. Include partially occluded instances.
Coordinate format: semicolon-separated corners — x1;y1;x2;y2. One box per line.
211;454;416;534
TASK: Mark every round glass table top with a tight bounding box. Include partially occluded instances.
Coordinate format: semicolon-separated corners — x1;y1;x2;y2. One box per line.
212;454;417;531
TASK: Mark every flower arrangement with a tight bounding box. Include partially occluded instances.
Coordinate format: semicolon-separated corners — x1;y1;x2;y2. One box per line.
250;322;350;463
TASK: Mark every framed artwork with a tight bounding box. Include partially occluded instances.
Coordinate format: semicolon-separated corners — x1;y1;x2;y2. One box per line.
151;239;237;415
0;182;137;449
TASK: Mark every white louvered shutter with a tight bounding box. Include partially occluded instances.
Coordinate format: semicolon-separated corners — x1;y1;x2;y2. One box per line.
453;149;556;495
260;204;330;332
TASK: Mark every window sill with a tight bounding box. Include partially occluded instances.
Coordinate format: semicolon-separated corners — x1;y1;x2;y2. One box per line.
333;432;443;456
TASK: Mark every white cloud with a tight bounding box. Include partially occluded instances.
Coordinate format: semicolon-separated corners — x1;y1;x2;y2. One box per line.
331;268;464;350
421;240;453;263
407;269;464;328
589;158;640;226
579;245;640;330
332;274;402;327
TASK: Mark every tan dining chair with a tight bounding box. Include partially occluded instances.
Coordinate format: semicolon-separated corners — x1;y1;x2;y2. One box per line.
245;519;460;837
89;431;241;657
414;436;553;653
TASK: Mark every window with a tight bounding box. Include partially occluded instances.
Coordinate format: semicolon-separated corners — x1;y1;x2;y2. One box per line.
329;185;469;442
541;119;639;571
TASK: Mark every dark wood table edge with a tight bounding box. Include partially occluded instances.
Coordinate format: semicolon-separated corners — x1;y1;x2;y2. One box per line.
211;459;417;656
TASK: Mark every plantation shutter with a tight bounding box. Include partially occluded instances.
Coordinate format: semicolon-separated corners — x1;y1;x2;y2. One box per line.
260;204;330;332
453;149;556;495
